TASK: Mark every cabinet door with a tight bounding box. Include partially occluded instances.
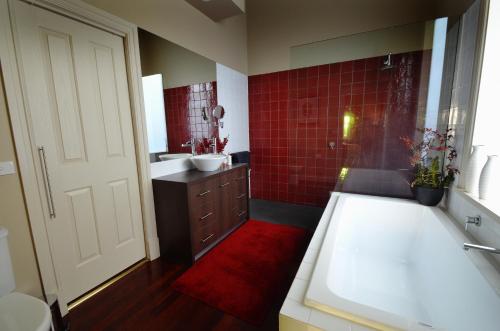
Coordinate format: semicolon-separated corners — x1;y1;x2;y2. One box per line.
190;215;219;256
217;172;235;233
231;167;248;226
188;178;219;256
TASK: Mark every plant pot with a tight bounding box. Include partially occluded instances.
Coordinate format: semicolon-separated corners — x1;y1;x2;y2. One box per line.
414;186;445;206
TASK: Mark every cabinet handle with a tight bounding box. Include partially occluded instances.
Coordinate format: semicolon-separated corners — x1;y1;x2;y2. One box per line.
234;176;245;181
219;182;230;188
199;212;213;221
201;233;215;243
238;210;247;217
38;146;56;218
236;193;246;199
197;190;211;197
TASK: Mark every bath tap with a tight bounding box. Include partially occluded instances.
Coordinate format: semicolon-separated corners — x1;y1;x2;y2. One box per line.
181;138;196;156
463;243;500;254
465;215;481;231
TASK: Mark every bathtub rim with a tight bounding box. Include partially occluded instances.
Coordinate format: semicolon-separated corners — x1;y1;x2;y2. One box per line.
304;192;500;331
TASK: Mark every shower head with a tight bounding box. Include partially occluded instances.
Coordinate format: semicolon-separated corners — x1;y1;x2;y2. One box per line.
381;53;395;70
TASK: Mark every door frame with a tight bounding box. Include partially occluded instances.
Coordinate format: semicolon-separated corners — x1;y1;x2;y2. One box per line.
0;0;160;309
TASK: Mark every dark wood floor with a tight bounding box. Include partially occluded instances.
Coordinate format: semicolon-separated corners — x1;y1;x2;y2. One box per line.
66;257;298;331
67;202;322;331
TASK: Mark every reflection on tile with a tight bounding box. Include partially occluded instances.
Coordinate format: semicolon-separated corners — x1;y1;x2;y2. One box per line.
164;81;217;153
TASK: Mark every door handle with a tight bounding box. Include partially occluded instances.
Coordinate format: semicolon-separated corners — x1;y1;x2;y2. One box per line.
201;233;215;243
238;210;247;217
236;193;246;199
219;182;230;188
38;146;56;218
197;190;211;197
199;212;213;221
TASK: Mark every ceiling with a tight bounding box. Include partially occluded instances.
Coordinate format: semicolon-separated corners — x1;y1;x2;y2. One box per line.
184;0;245;21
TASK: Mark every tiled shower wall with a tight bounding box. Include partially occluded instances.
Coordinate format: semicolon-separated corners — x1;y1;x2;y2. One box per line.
163;81;217;154
249;51;431;207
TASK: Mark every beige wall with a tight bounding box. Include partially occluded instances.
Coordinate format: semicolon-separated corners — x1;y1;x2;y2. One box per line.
0;72;43;298
82;0;475;76
82;0;247;74
247;0;475;75
139;29;216;89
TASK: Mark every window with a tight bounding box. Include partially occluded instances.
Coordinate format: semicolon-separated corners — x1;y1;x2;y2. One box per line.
467;0;500;208
473;0;500;156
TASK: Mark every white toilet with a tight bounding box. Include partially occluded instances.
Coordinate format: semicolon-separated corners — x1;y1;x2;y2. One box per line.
0;227;52;331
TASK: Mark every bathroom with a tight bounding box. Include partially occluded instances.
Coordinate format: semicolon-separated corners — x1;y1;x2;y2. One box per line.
0;0;498;330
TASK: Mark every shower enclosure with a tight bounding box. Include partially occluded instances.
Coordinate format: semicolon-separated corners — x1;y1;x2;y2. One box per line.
249;18;458;207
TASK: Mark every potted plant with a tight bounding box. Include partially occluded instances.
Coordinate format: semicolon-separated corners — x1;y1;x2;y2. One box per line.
401;128;459;206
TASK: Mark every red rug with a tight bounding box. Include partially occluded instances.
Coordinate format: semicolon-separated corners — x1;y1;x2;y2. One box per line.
172;220;309;325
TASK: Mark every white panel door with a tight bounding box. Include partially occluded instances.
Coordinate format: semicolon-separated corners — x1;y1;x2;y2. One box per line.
12;1;146;303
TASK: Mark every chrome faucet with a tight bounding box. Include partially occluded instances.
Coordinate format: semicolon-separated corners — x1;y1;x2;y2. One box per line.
465;215;481;231
463;243;500;255
181;138;196;156
210;137;217;154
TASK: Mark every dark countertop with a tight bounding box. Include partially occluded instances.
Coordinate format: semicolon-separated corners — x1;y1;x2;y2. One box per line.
153;163;248;184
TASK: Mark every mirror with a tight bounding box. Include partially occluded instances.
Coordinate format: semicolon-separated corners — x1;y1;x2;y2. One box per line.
138;28;219;163
212;105;225;128
213;105;225;120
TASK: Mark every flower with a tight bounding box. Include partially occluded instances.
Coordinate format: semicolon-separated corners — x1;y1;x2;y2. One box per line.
216;137;229;153
400;128;459;189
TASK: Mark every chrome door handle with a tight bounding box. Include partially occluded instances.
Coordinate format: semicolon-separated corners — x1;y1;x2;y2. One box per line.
201;233;215;243
236;193;246;199
219;182;230;188
199;212;213;221
238;210;247;217
38;146;56;218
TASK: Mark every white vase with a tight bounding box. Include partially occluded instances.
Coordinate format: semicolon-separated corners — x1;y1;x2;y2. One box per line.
478;155;500;200
464;145;487;197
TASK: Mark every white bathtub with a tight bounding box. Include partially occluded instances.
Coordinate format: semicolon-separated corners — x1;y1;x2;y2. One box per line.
305;193;500;331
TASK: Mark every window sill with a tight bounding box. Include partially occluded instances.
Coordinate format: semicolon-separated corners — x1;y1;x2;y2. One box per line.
454;188;500;223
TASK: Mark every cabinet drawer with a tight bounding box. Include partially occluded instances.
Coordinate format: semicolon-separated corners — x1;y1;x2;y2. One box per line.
188;178;217;203
218;172;232;190
189;202;217;228
231;168;247;195
235;194;248;211
233;208;247;224
191;220;218;255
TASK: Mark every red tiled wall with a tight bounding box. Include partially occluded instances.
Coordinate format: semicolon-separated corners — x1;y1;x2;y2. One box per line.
164;81;217;154
249;51;430;207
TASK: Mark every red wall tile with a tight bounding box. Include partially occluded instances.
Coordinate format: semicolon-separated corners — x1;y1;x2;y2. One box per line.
249;51;430;207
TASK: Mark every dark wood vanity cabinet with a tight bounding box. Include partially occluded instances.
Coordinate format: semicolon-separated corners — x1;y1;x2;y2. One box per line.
152;164;249;263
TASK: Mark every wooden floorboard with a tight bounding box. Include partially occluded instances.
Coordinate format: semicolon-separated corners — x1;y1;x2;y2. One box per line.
66;256;301;331
67;204;319;331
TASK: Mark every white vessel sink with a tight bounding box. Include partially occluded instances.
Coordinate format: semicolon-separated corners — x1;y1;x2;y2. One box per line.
191;154;226;171
159;153;192;161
